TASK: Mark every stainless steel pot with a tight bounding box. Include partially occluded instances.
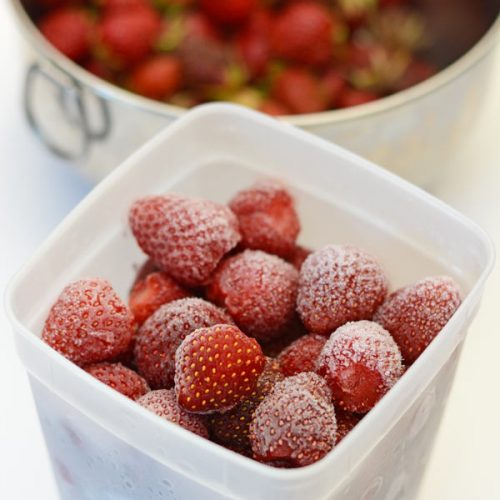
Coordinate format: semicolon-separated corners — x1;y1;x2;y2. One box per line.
10;0;500;185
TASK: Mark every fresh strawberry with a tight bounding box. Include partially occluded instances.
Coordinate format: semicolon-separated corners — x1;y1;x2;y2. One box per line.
129;194;241;286
228;180;300;258
97;0;151;14
200;0;256;26
337;88;379;108
84;362;150;400
272;68;328;114
175;324;266;413
129;271;190;326
42;278;135;366
277;333;326;377
335;409;362;443
183;12;220;42
96;6;162;68
129;55;183;100
297;245;388;336
250;372;337;467
316;321;404;413
84;58;114;80
286;244;311;271
374;276;461;364
207;358;284;453
321;69;347;107
134;298;233;389
207;250;299;341
236;10;272;78
394;59;437;91
39;7;93;62
258;99;291;116
137;389;209;437
271;2;335;67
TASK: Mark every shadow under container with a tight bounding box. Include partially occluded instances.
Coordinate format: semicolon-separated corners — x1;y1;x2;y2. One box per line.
5;104;494;500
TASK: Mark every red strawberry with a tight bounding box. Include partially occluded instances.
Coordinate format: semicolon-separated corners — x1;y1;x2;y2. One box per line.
84;362;150;400
337;88;379;108
316;321;404;413
129;271;190;326
175;324;266;414
374;276;461;364
335;409;362;443
277;333;326;376
42;278;135;366
286;244;311;271
97;0;151;14
207;358;284;453
134;297;233;389
236;10;272;78
250;372;337;467
183;12;220;42
129;194;240;286
394;59;437;91
137;389;209;437
129;55;183;100
272;68;328;114
39;8;93;62
259;99;291;116
97;7;162;68
200;0;256;26
132;258;159;288
321;69;347;107
207;250;299;341
260;316;307;358
84;58;114;81
228;180;301;258
271;2;335;67
297;245;388;336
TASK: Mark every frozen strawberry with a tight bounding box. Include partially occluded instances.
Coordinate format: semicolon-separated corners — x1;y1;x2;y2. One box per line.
250;372;337;467
137;389;209;438
134;298;233;389
271;2;335;67
207;358;284;453
129;55;182;101
84;362;150;400
337;88;379;108
335;409;361;443
236;10;272;78
260;315;307;358
132;258;159;287
272;68;328;114
129;271;190;326
200;0;255;26
316;321;404;413
228;180;300;258
175;324;266;414
286;244;311;271
39;8;93;62
297;245;388;336
374;276;462;364
207;250;299;341
277;333;327;377
42;278;135;366
129;194;240;287
96;7;162;68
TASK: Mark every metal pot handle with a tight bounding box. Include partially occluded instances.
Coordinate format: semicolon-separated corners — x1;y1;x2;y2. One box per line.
23;62;111;160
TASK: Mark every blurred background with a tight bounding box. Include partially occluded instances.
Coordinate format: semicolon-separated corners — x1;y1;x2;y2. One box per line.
1;0;499;499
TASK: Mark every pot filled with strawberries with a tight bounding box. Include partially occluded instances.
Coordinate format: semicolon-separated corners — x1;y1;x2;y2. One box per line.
5;106;494;500
10;0;500;185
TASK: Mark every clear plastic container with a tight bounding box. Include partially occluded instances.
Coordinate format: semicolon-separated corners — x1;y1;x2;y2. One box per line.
5;104;494;500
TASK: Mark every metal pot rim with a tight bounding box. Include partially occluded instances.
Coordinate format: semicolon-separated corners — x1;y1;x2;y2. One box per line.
9;0;500;125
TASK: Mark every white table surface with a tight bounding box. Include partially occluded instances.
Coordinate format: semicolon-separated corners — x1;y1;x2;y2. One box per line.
1;4;499;499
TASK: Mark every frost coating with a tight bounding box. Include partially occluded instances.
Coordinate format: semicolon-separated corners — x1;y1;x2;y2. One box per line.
297;244;388;335
129;194;241;286
374;276;462;364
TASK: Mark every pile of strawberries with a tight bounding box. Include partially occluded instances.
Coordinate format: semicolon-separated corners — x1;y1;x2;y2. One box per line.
32;0;436;114
42;180;461;467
